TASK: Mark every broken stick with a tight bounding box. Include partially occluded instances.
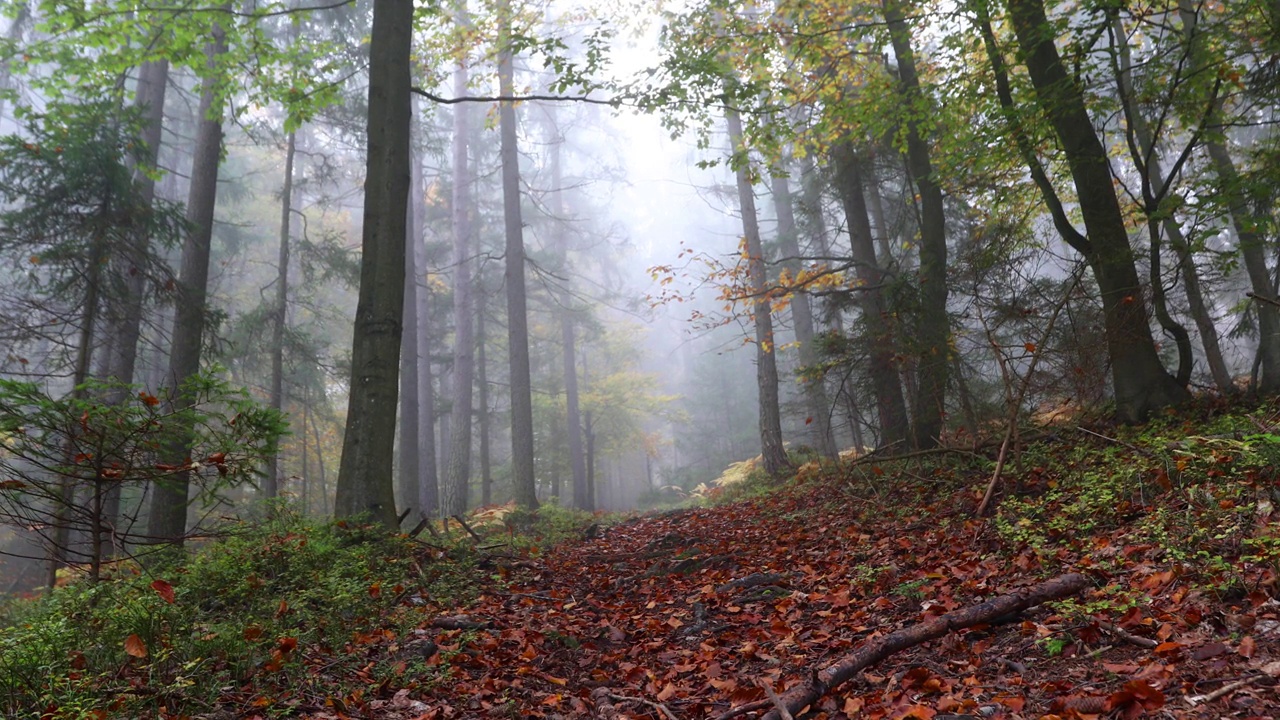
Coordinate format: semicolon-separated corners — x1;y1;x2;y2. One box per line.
752;573;1088;720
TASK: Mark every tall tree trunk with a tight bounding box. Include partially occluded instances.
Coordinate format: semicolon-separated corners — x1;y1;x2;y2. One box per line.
497;0;538;509
398;186;421;518
1007;0;1190;422
147;29;228;545
771;167;837;459
831;142;911;447
545;109;590;509
1208;141;1280;393
476;293;492;506
442;52;475;516
883;0;949;448
47;226;107;588
725;107;789;475
411;146;439;517
101;57;170;543
334;0;414;527
1175;0;1276;392
265;131;296;501
1110;16;1223;390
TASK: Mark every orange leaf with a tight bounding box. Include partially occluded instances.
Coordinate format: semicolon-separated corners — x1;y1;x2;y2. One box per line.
244;625;264;641
369;581;382;598
656;682;676;701
150;579;175;604
1238;636;1256;658
124;634;148;658
278;636;298;654
1024;342;1037;353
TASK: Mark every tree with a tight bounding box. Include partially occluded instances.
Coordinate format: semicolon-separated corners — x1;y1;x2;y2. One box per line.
334;0;415;528
496;0;538;509
442;23;477;516
1005;0;1190;422
883;0;949;448
726;105;789;475
147;21;235;545
771;163;838;459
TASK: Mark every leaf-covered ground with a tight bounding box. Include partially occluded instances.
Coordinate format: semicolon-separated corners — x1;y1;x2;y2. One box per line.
300;412;1280;720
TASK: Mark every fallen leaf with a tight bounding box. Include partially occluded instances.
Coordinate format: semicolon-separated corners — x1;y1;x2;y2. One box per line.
150;579;175;604
124;634;147;658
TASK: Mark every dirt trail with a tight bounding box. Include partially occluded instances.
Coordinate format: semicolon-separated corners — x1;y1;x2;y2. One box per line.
391;484;1279;720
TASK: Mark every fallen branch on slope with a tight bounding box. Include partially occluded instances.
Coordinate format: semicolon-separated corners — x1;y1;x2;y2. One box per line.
750;573;1088;720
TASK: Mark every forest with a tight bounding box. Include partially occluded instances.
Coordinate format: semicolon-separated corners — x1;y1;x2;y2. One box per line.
0;0;1278;718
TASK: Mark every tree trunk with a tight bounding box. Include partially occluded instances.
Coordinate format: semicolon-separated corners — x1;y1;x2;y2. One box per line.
47;226;107;588
725;108;789;475
1007;0;1190;422
265;131;296;502
147;29;228;545
411;145;439;517
831;142;911;447
883;0;949;448
497;0;538;509
442;51;476;517
398;185;421;519
334;0;413;527
545;108;591;509
102;57;170;544
771;167;837;459
1207;142;1280;393
1111;15;1222;391
476;293;493;507
0;2;31;120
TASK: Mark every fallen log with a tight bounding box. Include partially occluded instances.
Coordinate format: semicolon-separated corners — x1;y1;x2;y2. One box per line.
754;573;1088;720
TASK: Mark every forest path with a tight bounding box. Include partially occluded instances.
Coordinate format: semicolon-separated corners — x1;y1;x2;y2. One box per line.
385;476;1279;720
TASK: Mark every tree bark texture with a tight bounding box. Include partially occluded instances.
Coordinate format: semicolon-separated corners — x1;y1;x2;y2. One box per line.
883;0;949;449
147;30;227;545
498;0;538;509
756;573;1088;720
1007;0;1190;422
726;107;789;476
334;0;414;527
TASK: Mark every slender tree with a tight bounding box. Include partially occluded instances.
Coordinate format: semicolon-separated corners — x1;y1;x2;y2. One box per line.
148;27;230;545
771;164;837;459
883;0;949;448
264;130;296;501
726;105;789;475
497;0;538;508
442;36;476;516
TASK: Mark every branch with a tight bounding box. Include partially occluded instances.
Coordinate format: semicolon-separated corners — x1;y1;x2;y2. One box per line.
412;87;624;107
747;573;1089;720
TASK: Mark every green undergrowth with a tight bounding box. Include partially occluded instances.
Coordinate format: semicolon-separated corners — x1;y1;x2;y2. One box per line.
0;511;485;719
788;398;1280;605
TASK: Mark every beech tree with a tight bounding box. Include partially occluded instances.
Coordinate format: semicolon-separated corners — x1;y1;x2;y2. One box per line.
334;0;414;527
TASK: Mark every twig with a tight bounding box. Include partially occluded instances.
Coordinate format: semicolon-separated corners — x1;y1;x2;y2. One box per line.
1097;620;1158;649
714;699;772;720
757;681;794;720
452;514;483;542
1186;674;1262;705
604;692;681;720
1247;291;1280;308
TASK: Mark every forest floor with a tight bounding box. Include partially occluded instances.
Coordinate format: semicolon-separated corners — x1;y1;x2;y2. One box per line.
305;402;1280;720
4;399;1280;720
